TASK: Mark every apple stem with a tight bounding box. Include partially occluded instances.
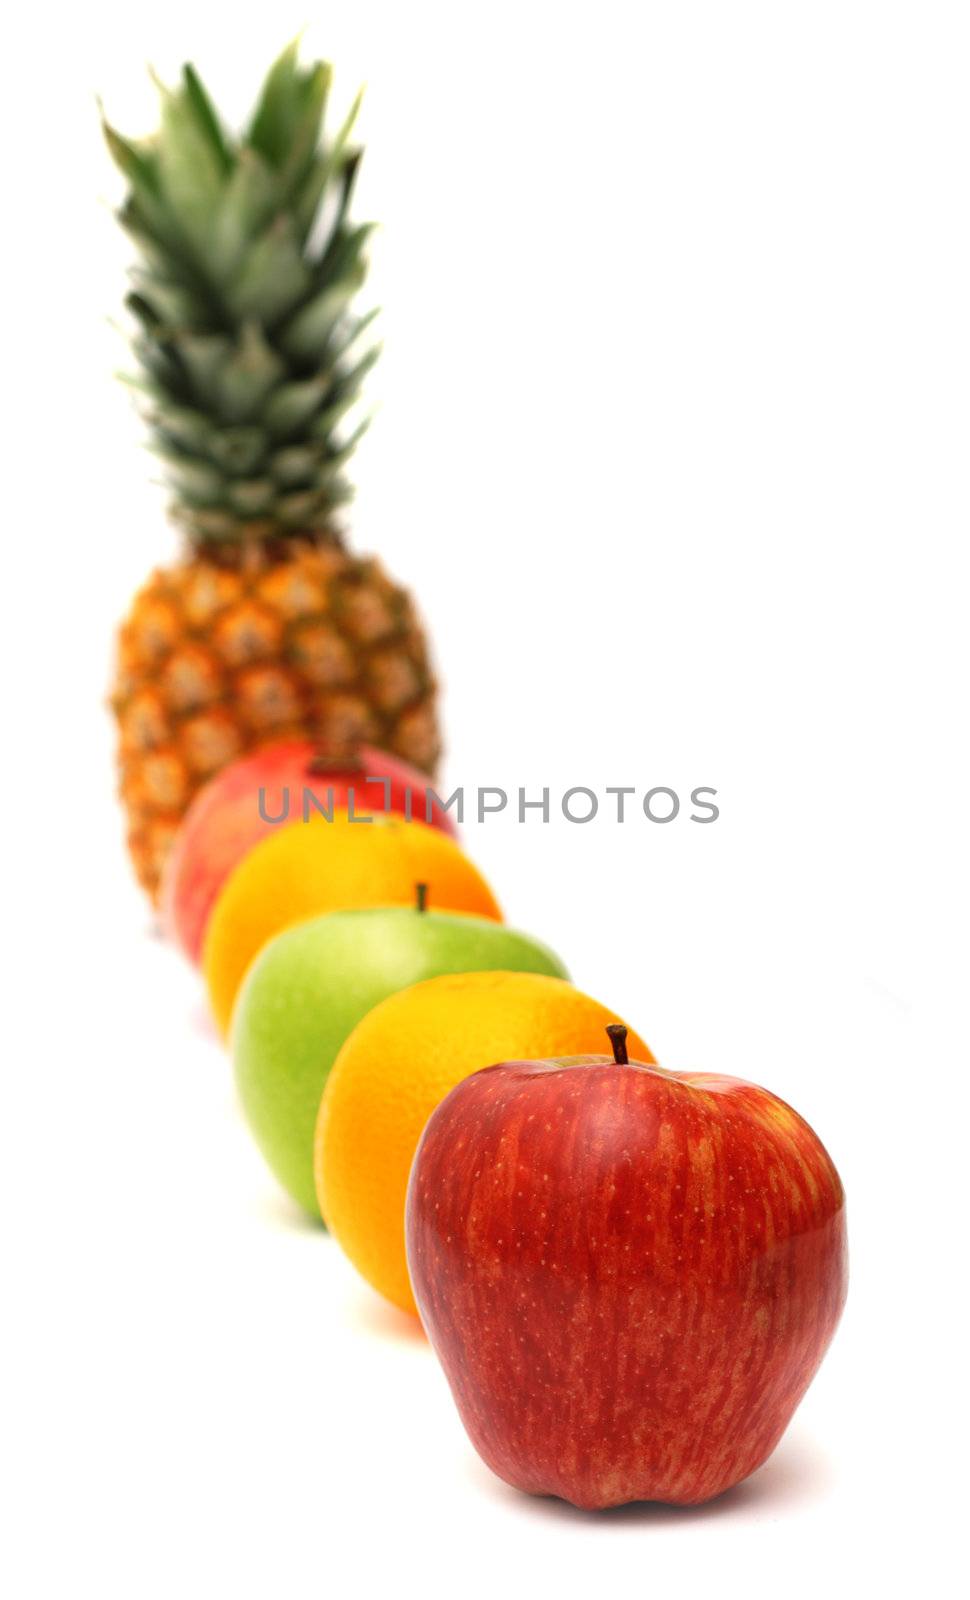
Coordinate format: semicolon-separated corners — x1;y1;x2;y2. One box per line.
415;882;429;913
606;1024;629;1065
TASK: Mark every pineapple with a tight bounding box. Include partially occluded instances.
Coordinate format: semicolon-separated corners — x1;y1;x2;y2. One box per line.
104;44;441;901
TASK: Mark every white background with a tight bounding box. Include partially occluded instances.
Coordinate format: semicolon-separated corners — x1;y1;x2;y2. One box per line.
3;3;968;1595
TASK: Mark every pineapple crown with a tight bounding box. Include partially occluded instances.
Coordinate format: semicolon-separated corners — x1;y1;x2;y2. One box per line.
103;42;378;551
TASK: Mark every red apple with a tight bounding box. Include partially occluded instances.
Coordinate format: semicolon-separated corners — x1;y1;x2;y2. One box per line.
160;741;458;964
406;1025;847;1510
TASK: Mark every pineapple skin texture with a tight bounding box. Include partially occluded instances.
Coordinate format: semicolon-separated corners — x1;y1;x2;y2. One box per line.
112;540;441;903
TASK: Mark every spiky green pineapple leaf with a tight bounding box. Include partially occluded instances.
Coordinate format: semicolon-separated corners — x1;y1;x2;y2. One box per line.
263;374;331;439
319;223;375;293
281;270;366;361
248;40;330;174
154;75;227;258
247;38;301;159
180;64;232;176
101;115;160;193
326;343;381;405
130;270;203;330
269;442;329;485
226;215;311;324
104;118;189;262
173;332;234;410
150;446;225;506
206;426;269;476
117;209;182;278
295;90;363;241
143;396;214;453
211;323;286;424
306;392;360;442
207;149;276;283
279;62;332;196
327;307;381;363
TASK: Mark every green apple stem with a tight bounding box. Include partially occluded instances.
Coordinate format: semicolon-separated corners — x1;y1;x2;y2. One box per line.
606;1024;629;1065
415;882;429;913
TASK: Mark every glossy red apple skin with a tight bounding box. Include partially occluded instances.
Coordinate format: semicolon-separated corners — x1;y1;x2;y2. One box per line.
160;741;458;964
406;1054;847;1510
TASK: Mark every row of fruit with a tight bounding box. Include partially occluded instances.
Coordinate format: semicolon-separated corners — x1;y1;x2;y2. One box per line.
105;45;847;1512
154;735;847;1509
161;740;631;1293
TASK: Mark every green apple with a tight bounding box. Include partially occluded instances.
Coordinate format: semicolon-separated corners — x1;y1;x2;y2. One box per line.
231;889;569;1215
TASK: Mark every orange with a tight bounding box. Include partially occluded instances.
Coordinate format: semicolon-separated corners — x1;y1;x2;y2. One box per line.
315;971;653;1315
203;812;501;1036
